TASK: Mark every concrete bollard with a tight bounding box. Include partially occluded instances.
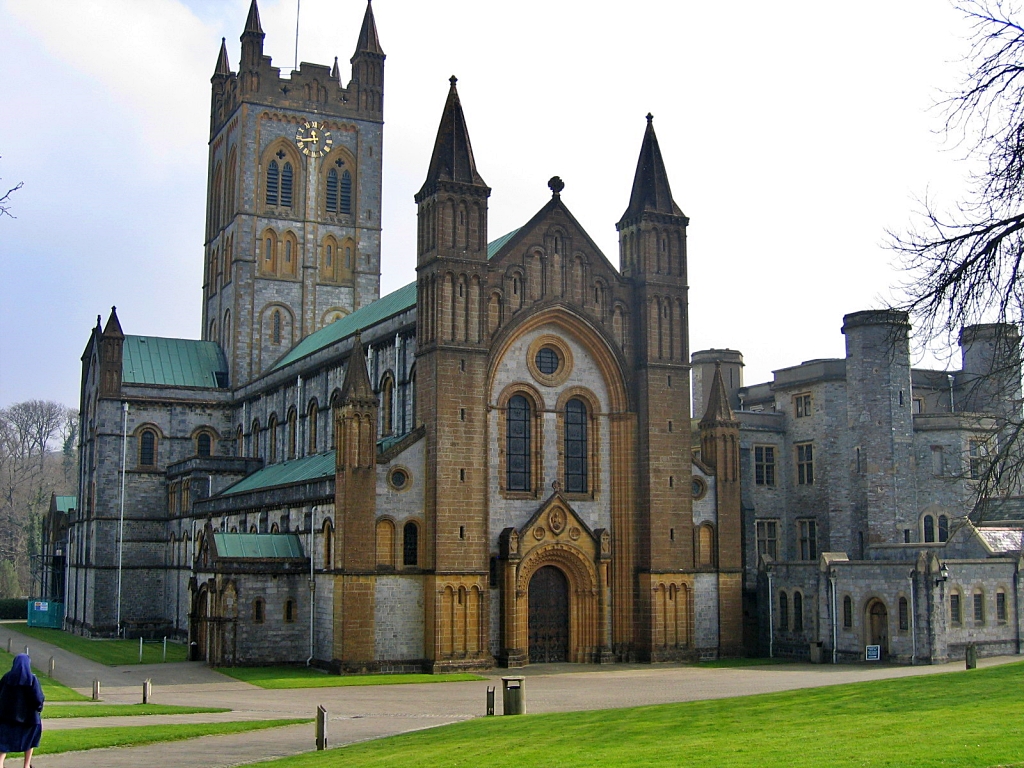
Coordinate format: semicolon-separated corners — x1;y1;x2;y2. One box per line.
142;679;152;704
315;705;328;751
486;686;495;716
5;638;10;654
139;637;143;664
23;646;28;657
92;680;101;701
162;637;167;662
48;657;54;677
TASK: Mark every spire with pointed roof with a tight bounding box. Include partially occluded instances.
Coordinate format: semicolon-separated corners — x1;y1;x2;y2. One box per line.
243;0;264;37
353;0;384;57
618;114;684;225
331;56;340;82
240;0;265;70
340;332;376;405
98;307;124;397
102;306;124;339
213;38;231;77
700;363;736;427
416;77;487;200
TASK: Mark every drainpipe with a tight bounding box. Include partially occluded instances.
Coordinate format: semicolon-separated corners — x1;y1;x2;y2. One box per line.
909;571;917;665
1014;561;1021;655
830;569;838;665
307;506;317;666
766;568;774;658
116;401;129;638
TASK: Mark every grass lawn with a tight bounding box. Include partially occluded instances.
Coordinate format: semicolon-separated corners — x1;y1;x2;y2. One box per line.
216;666;486;689
28;718;311;755
45;703;230;718
9;623;188;665
252;662;1024;768
0;649;89;702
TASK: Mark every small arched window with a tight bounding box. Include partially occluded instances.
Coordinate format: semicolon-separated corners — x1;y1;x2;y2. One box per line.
272;311;282;344
564;397;588;493
196;432;212;458
898;596;909;631
340;170;352;214
139;429;157;467
793;591;803;631
924;515;935;543
507;395;531;492
253;598;265;624
778;591;789;631
266;160;280;206
287;409;297;460
322;522;333;570
697;524;715;567
380;374;395;436
308;401;319;453
268;415;278;464
236;425;243;457
843;595;853;628
284;599;295;623
280;162;293;207
938;515;949;542
403;521;419;567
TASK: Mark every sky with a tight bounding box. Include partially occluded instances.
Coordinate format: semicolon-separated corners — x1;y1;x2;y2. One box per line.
0;0;978;410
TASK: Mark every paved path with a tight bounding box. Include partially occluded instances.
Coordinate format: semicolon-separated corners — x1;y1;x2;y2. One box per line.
1;624;1015;768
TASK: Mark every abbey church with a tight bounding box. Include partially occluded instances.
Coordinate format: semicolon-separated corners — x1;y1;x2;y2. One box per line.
45;0;1024;669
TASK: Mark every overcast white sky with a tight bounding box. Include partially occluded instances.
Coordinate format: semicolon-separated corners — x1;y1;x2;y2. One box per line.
0;0;976;410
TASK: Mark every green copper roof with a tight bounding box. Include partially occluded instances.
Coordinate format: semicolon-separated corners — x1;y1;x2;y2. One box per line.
220;450;336;496
273;282;417;371
54;496;76;513
212;532;305;559
488;228;519;258
123;336;229;388
271;231;521;372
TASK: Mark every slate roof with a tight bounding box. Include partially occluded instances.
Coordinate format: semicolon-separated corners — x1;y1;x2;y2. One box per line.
122;336;229;388
219;451;336;496
976;527;1024;554
212;532;304;559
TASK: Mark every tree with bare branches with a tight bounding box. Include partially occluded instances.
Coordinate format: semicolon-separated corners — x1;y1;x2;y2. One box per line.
891;0;1024;504
0;156;22;220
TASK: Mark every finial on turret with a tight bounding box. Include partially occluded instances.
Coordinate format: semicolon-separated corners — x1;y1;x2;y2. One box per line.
646;112;654;124
548;176;564;198
450;75;458;87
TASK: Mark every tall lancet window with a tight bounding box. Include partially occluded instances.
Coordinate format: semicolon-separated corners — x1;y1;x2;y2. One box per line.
326;169;339;212
266;160;280;206
507;395;531;492
340;170;352;214
280;162;294;207
564;398;588;493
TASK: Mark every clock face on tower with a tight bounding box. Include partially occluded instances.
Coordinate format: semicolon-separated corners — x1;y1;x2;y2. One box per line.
294;121;333;158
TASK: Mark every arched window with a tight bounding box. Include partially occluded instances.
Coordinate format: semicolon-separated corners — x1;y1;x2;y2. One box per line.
236;425;243;457
196;432;212;458
326;168;339;212
322;521;333;569
938;515;949;542
261;230;278;276
793;591;803;631
924;515;935;543
287;409;297;460
950;589;963;625
340;170;352;214
403;521;419;567
898;596;909;631
280;232;298;278
843;595;853;628
139;429;157;467
380;374;395;436
322;237;338;282
564;397;588;493
507;395;531;492
697;524;715;567
268;414;278;464
280;162;293;207
272;311;281;344
778;591;789;631
265;160;280;206
284;599;295;623
376;519;396;567
973;588;985;625
253;598;265;624
251;419;260;458
308;401;319;453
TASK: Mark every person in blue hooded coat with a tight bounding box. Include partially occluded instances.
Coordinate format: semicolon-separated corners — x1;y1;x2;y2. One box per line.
0;654;43;768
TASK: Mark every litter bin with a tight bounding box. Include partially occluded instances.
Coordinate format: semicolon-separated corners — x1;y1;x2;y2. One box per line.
966;643;978;670
502;676;525;715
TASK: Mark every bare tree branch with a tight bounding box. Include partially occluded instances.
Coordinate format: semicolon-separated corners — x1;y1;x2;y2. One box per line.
0;155;22;220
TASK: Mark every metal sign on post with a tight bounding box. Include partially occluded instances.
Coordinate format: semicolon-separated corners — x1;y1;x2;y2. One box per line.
865;645;881;661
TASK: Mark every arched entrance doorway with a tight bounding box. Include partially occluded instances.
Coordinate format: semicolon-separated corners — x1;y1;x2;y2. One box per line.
528;565;569;663
192;587;209;661
867;599;888;657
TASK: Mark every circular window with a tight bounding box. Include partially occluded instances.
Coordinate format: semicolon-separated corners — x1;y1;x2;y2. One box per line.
388;466;411;491
526;335;573;387
536;347;560;375
692;477;707;500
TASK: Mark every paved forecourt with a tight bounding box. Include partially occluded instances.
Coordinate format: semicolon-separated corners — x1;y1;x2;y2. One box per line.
1;624;1015;768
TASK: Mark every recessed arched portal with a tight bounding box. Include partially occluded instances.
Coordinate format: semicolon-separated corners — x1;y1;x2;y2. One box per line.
866;599;889;658
528;565;569;663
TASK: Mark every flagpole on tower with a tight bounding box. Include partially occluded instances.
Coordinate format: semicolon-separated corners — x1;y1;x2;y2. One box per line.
294;0;301;72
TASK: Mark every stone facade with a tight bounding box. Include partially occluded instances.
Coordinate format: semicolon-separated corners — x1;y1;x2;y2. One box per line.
57;1;744;670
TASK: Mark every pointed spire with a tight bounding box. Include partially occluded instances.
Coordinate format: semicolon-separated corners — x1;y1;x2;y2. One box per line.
243;0;264;36
700;363;735;427
214;38;231;76
102;306;124;339
340;332;375;403
353;0;384;56
417;77;487;199
331;56;340;81
619;113;683;224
